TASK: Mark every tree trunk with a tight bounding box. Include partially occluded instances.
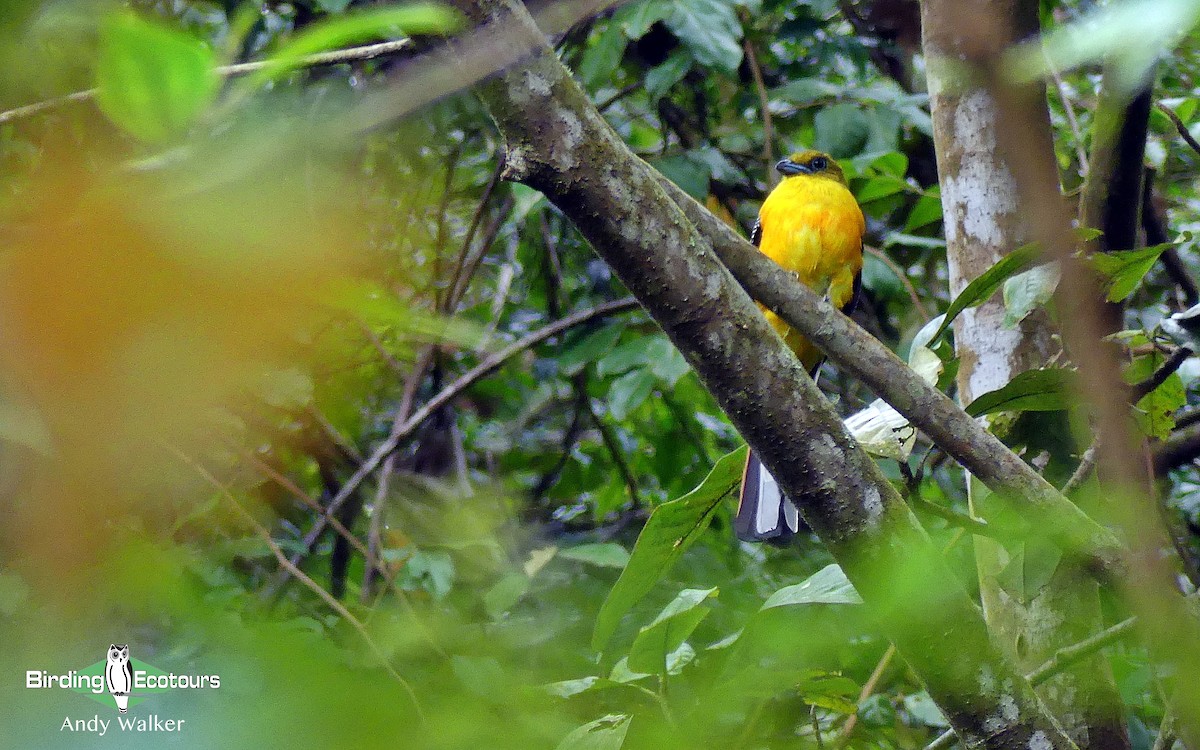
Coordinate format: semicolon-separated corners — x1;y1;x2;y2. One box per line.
920;1;1131;747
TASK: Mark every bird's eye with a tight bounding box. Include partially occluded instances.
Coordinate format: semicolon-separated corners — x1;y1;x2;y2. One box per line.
810;156;828;171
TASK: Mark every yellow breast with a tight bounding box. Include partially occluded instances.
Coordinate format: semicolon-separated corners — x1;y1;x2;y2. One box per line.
756;175;864;368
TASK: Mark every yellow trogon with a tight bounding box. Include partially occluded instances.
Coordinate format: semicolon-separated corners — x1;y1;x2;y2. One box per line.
734;150;865;542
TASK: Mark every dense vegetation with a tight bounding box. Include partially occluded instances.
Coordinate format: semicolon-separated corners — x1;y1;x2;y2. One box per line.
2;1;1200;748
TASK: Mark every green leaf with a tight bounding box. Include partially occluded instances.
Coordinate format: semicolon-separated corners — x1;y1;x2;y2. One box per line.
760;564;863;609
799;672;861;713
1090;243;1174;302
1127;351;1186;440
644;51;693;99
613;0;672;39
483;572;530;618
554;715;631;750
855;176;907;204
240;5;462;91
814;103;871;158
560;324;625;377
652;154;710;199
904;192;943;232
626;587;717;674
663;0;743;73
398;550;455;600
559;543;631;569
543;676;605;698
903;692;950;728
598;336;671;378
607;369;656;420
592;446;747;651
578;20;627;89
931;242;1044;342
1003;263;1060;327
965;368;1074;418
649;346;690;386
95;12;220;143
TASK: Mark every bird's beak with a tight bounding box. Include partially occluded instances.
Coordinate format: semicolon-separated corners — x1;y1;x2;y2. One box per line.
775;158;810;176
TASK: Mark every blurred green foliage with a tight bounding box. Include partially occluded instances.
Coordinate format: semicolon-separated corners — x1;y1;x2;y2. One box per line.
0;0;1199;748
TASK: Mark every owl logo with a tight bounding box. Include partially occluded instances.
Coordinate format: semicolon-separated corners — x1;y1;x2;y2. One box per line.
104;644;132;713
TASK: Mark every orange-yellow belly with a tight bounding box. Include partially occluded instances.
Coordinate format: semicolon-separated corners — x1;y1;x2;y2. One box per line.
756;177;864;370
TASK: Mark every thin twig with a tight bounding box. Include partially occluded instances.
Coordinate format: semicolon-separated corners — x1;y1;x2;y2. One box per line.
0;39;413;126
865;245;931;321
1061;445;1097;496
743;38;776;187
811;705;827;750
1046;53;1089;174
1158;103;1200;158
836;644;896;746
588;399;643;509
166;446;426;723
1133;347;1193;402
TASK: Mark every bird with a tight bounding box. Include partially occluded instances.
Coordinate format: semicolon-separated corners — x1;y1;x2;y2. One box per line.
733;150;865;542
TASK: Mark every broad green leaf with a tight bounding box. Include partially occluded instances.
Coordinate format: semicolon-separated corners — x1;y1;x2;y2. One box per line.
649;346;690;386
96;12;220;143
240;5;462;91
554;715;631;750
799;671;861;713
644;51;692;99
483;572;530;618
560;323;625;377
771;77;842;105
592;446;747;651
578;21;627;89
761;564;863;609
904;192;943;231
544;676;601;698
1090;242;1174;303
559;543;631;569
613;0;672;39
607;369;656;420
663;0;743;73
965;368;1074;418
855;176;907;204
1126;351;1186;440
931;241;1044;342
1003;262;1060;327
398;550;455;600
814;102;871;158
652;154;710;199
903;692;950;728
626;587;717;673
608;657;654;684
598;336;671;378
